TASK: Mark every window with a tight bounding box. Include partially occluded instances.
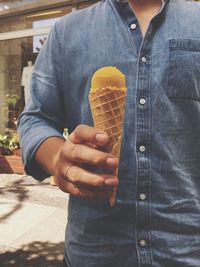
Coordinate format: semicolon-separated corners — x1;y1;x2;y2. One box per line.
0;0;98;134
0;5;72;133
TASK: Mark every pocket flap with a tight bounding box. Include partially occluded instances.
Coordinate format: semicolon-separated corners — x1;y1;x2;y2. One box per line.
170;39;200;52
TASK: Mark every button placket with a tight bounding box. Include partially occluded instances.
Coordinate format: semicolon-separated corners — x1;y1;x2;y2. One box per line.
136;36;153;264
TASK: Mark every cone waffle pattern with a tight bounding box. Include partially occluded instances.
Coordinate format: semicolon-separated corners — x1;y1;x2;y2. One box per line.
89;87;126;206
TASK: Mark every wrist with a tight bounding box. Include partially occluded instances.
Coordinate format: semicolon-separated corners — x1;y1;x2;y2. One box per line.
35;136;65;175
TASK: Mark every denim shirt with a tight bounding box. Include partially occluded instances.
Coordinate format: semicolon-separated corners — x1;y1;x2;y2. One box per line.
18;0;200;266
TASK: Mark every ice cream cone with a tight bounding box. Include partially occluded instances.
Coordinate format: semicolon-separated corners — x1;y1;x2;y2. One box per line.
89;66;127;207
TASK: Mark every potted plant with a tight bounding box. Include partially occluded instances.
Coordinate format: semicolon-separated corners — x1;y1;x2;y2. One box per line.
0;133;23;174
10;134;21;156
0;134;12;155
5;93;19;109
0;133;20;156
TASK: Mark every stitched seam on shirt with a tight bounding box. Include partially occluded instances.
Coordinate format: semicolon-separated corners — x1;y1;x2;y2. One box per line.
54;23;65;128
54;23;62;52
171;47;200;52
168;96;200;101
54;23;64;92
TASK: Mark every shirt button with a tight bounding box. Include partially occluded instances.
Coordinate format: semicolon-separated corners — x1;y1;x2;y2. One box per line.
139;145;146;152
141;56;147;63
130;23;137;30
139;239;147;247
139;98;146;105
139;193;146;200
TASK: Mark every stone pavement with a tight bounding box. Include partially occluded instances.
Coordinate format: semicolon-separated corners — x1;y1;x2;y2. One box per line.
0;174;69;267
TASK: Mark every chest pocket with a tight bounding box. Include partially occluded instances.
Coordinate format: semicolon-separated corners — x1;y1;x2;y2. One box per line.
167;39;200;101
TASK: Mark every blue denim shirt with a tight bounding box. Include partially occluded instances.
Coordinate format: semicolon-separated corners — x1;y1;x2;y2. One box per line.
18;0;200;266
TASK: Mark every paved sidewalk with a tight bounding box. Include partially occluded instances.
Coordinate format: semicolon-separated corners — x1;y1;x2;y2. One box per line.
0;174;69;267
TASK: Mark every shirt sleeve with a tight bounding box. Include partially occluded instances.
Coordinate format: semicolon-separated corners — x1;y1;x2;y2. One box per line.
17;23;65;180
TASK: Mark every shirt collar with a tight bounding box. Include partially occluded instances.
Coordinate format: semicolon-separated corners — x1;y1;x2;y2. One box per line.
118;0;169;5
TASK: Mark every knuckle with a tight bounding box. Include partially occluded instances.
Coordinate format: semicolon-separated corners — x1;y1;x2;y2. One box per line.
90;174;104;187
93;179;104;187
70;167;80;184
59;148;65;159
74;124;84;136
92;154;104;165
74;149;83;162
92;156;100;165
70;145;86;163
55;165;63;179
63;140;71;154
59;143;70;159
116;179;119;186
73;187;82;197
56;179;67;193
72;175;80;185
70;144;78;160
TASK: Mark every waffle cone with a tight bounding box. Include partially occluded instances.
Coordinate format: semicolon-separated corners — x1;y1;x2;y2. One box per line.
89;87;126;206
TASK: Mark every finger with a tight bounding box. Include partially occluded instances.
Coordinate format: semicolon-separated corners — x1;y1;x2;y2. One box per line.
56;176;108;199
83;142;98;149
65;142;119;169
104;164;119;174
65;164;119;188
70;124;109;146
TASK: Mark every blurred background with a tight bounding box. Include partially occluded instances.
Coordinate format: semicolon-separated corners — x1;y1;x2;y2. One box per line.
0;2;97;266
0;1;199;267
0;0;97;174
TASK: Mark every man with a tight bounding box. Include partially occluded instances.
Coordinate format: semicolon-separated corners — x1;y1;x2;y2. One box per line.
18;0;200;266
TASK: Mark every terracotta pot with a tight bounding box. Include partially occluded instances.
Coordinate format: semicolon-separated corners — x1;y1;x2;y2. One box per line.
14;148;21;157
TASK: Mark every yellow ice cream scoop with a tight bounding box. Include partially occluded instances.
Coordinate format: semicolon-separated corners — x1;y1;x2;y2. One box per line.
91;66;126;92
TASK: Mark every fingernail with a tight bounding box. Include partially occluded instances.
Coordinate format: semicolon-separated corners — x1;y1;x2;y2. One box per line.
96;132;108;143
106;157;119;167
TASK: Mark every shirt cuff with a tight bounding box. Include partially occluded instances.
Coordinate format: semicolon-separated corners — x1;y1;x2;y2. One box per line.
22;129;65;181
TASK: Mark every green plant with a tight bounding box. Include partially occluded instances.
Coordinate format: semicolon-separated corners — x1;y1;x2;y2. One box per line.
5;93;19;108
0;134;11;155
0;133;20;155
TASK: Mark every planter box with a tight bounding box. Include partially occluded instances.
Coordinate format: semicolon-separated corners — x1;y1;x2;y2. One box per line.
0;155;24;174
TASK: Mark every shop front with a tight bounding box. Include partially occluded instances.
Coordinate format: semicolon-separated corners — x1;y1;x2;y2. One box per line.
0;0;97;173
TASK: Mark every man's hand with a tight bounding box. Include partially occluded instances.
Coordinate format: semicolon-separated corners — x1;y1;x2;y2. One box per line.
53;125;119;199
